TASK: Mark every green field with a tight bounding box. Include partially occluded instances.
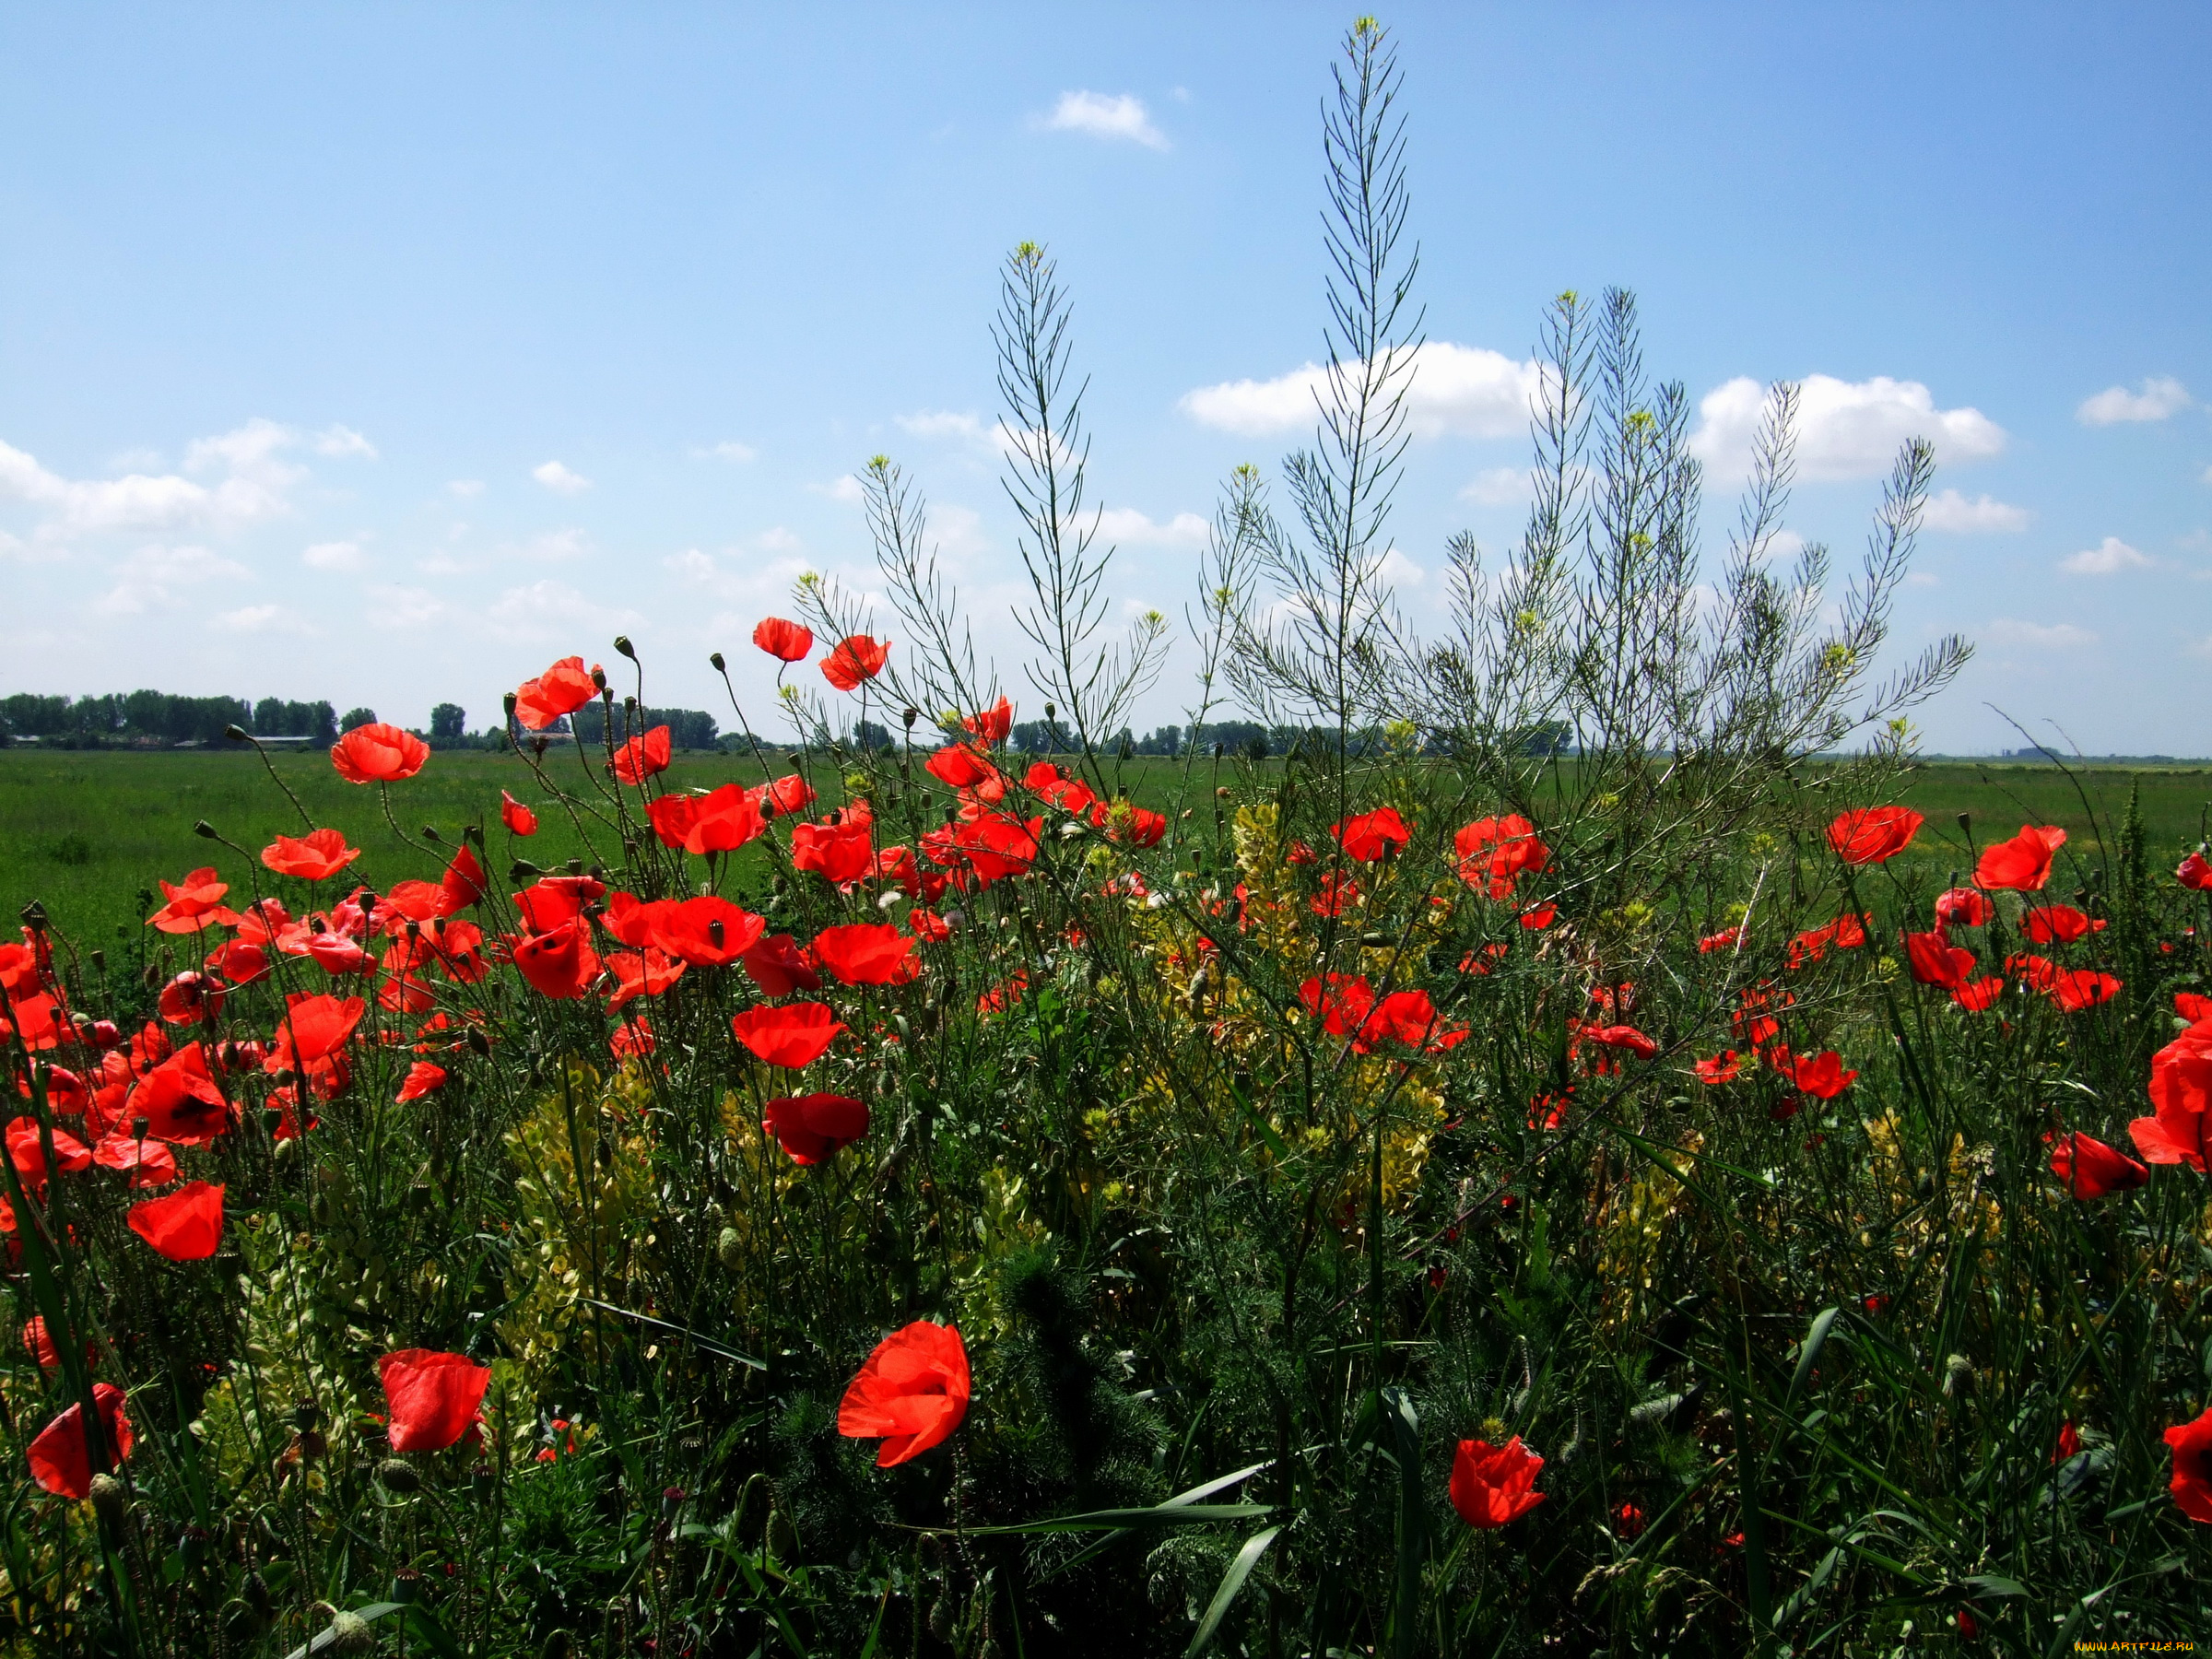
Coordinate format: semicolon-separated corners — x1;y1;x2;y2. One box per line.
2;747;2206;952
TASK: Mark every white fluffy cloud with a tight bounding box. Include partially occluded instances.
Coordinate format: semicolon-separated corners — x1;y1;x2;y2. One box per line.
2059;535;2152;576
1182;342;1539;441
1691;375;2007;482
364;584;448;629
1460;466;1534;507
312;424;379;458
696;440;758;464
1093;507;1209;547
2076;376;2191;426
1041;90;1167;150
509;528;592;562
532;460;592;495
302;539;364;572
487;579;641;643
1986;618;2097;648
1922;489;2030;533
0;418;322;540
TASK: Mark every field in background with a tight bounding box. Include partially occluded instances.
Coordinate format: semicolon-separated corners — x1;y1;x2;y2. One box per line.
2;747;2206;948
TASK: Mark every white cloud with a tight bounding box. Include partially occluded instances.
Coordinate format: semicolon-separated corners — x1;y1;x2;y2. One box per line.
2059;535;2152;576
1093;507;1209;547
1182;341;1539;441
1903;571;1939;587
1041;90;1167;150
532;460;591;495
1922;489;2030;534
1460;466;1533;507
1690;374;2007;482
898;409;987;442
417;553;468;577
446;478;485;498
0;418;307;539
510;527;592;562
312;424;378;458
122;544;248;584
488;579;642;642
2076;376;2191;426
363;584;447;629
1986;618;2098;649
302;539;364;572
695;440;757;464
213;603;312;634
755;525;803;553
1373;547;1425;589
809;475;865;503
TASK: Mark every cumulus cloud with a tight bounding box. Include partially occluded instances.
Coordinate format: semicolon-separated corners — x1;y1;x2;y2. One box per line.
2076;376;2192;426
1182;342;1539;441
0;418;313;540
694;440;758;463
809;475;866;503
1040;90;1168;150
487;579;641;643
302;539;365;572
447;478;485;498
509;528;592;562
1690;375;2006;483
1921;489;2030;533
312;424;378;458
363;584;447;629
532;460;592;495
2059;535;2152;576
1986;618;2097;649
1093;508;1208;548
1460;466;1534;507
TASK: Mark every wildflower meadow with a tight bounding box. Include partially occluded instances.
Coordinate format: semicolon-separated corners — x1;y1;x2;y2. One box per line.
4;22;2210;1658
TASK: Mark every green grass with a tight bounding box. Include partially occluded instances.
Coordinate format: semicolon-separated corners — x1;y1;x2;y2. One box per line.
3;749;2206;951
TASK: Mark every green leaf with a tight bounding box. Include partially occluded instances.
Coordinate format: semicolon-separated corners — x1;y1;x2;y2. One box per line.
959;1501;1274;1536
1184;1525;1282;1658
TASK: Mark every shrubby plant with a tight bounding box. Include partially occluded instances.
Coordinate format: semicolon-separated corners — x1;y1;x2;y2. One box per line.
4;19;2210;1656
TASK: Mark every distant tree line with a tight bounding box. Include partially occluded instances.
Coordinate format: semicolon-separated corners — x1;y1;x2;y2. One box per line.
843;718;1576;760
0;691;339;747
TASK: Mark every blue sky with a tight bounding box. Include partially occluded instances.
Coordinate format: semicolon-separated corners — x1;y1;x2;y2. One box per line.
3;3;2207;754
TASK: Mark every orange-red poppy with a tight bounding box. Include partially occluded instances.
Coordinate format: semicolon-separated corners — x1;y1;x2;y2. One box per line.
730;1002;844;1067
1454;816;1550;900
2166;1406;2212;1524
752;617;814;662
1789;1050;1856;1099
28;1383;133;1499
514;656;599;731
649;897;766;969
1934;887;1994;927
611;725;672;785
926;745;998;790
500;790;539;836
813;923;920;986
397;1061;447;1102
1975;824;2066;892
158;971;225;1027
127;1179;224;1260
1334;807;1410;862
1825;806;1923;865
1449;1437;1545;1528
128;1044;232;1144
1902;929;1976;989
378;1349;491;1452
514;920;599;999
740;934;821;995
820;634;890;691
1108;805;1168;848
646;785;766;856
262;827;361;881
147;867;240;935
2022;904;2103;945
763;1092;870;1164
836;1321;969;1466
331;723;429;784
1695;1052;1742;1085
2049;1130;2147;1198
962;697;1013;746
790;817;876;885
2177;851;2212;891
2129;1021;2212;1171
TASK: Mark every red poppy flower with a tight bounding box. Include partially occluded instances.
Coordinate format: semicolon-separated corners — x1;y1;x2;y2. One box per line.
763;1092;870;1164
1311;873;1361;917
513;655;599;731
6;1116;91;1183
1789;1050;1856;1099
610;1017;656;1060
790;817;876;885
952;814;1041;884
611;725;673;785
813;923;920;987
513;920;600;999
127;1179;224;1260
25;1063;89;1114
28;1383;134;1499
962;697;1013;746
1580;1023;1659;1060
1975;823;2066;892
1454;815;1550;900
606;947;687;1010
93;1132;177;1187
926;745;998;790
2022;904;2103;945
1367;989;1468;1053
1901;929;1977;989
2178;992;2212;1024
262;827;362;882
752;617;814;662
331;722;429;784
2045;969;2120;1012
269;994;367;1068
2130;1021;2212;1171
397;1061;447;1102
22;1316;62;1370
740;934;822;995
158;971;225;1026
836;1321;971;1466
1518;904;1558;930
2177;852;2212;892
1459;941;1510;975
440;845;488;913
1698;927;1743;954
1108;806;1169;849
500;790;539;836
977;971;1029;1015
1951;977;2004;1012
512;875;605;932
128;1044;232;1144
731;1002;844;1067
377;1349;492;1453
1448;1436;1546;1528
2049;1130;2147;1198
2164;1406;2212;1524
147;866;240;935
821;634;891;690
1334;807;1411;862
1789;913;1871;969
647;784;767;856
1934;887;1994;928
2056;1420;2082;1462
1826;806;1924;865
649;897;766;969
1695;1053;1741;1085
909;909;952;944
759;773;816;817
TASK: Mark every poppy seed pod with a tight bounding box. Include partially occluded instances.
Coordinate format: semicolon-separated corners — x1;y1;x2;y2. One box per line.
225;724;251;742
614;635;636;659
325;1611;374;1656
710;651;726;672
88;1471;126;1524
194;819;217;839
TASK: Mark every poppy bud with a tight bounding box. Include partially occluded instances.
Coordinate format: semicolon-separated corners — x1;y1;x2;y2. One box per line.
614;635;636;660
591;665;607;691
661;1485;685;1519
566;858;583;877
261;1107;286;1135
710;651;726;672
511;860;541;883
225;724;251;742
468;1028;491;1057
717;1227;742;1270
1955;812;1971;834
18;900;48;930
88;1472;126;1524
194;819;217;839
421;824;441;842
503;691;519;715
767;1507;797;1559
90;949;106;972
131;1115;150;1139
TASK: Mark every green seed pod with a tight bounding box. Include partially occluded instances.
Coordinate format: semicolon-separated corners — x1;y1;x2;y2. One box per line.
716;1227;743;1271
88;1473;126;1525
377;1456;420;1493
